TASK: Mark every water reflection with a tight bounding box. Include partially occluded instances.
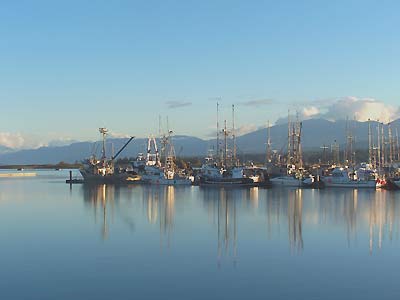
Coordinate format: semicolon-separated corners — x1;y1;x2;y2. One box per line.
83;184;114;239
80;184;400;256
287;189;303;253
82;184;136;239
142;186;177;249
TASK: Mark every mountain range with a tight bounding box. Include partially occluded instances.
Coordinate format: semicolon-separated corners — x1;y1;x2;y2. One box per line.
1;118;399;165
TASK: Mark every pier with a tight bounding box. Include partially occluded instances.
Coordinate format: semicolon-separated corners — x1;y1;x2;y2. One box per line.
0;173;37;178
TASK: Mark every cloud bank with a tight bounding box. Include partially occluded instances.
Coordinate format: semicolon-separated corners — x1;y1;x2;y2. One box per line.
276;97;400;124
0;132;76;150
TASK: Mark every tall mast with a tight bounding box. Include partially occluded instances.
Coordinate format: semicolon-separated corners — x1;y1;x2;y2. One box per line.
381;123;385;167
344;117;349;164
266;120;271;164
223;120;228;167
344;116;354;166
287;110;291;166
232;104;237;166
298;120;303;169
332;140;340;165
377;123;381;170
99;127;108;161
216;102;220;164
368;119;372;166
388;122;393;164
320;144;328;164
396;127;400;161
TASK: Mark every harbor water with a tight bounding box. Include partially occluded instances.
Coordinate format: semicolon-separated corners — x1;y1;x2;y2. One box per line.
1;170;400;299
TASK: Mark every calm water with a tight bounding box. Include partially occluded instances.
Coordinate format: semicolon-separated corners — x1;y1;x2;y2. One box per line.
1;170;400;299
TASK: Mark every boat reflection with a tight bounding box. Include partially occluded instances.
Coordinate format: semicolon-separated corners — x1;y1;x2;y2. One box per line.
82;184;137;239
80;184;400;256
142;185;177;249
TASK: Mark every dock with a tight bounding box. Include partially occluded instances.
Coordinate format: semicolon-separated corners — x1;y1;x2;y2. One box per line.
0;173;37;178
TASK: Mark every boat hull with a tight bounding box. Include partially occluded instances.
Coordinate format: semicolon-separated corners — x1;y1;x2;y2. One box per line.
199;177;258;187
321;179;376;188
79;170;131;184
270;176;303;187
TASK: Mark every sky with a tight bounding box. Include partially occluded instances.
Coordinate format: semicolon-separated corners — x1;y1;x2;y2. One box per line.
1;0;400;149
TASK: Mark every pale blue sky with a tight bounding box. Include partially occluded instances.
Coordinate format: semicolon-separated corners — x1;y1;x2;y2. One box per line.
0;0;399;146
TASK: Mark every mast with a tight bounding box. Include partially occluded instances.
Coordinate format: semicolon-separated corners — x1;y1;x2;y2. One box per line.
297;120;303;169
165;129;176;175
344;117;349;164
377;123;381;171
223;120;228;167
332;140;340;165
396;127;400;161
99;127;108;161
368;119;372;166
381;123;385;167
344;117;354;166
266;120;271;164
287;110;291;167
320;144;328;164
232;104;237;166
388;122;393;165
216;102;220;164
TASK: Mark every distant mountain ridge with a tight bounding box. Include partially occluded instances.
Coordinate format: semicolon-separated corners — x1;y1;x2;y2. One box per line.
1;118;399;164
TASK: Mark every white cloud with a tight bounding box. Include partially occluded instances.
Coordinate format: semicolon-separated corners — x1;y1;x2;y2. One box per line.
302;106;320;118
275;97;400;124
108;131;132;139
235;124;258;136
0;132;41;149
321;97;400;123
0;132;76;150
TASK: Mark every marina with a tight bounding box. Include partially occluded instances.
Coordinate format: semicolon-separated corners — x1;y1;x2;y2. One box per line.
58;108;400;193
2;170;400;299
2;1;400;299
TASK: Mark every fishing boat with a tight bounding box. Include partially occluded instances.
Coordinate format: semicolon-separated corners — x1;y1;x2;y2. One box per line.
321;167;376;188
80;128;136;183
270;174;304;187
199;163;258;187
197;104;265;187
133;133;192;186
270;113;305;187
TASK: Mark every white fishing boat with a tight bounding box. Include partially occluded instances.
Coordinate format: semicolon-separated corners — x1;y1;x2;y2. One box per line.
141;165;192;185
321;167;376;188
199;164;258;187
198;104;265;187
134;133;192;186
270;175;303;187
270;114;305;187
